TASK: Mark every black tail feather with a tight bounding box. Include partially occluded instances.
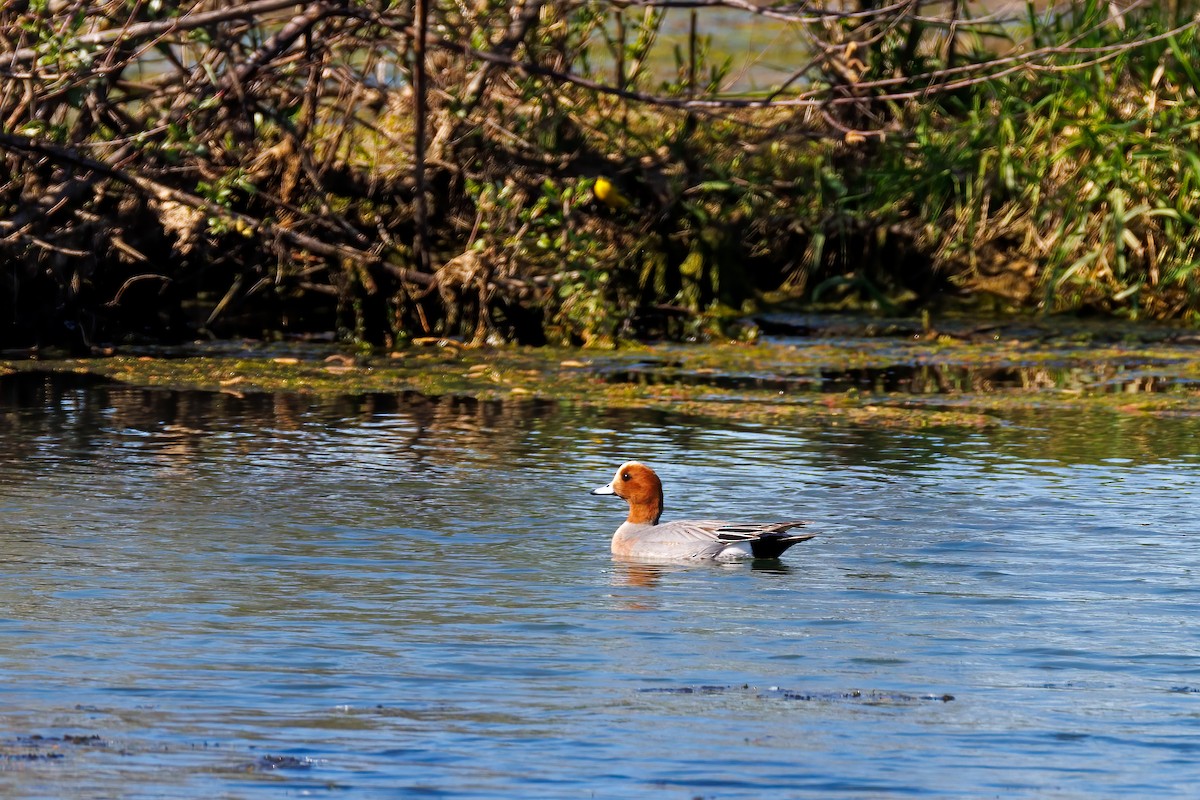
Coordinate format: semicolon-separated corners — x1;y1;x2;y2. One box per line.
749;532;818;560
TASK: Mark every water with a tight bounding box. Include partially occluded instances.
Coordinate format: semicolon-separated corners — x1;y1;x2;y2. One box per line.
2;371;1200;797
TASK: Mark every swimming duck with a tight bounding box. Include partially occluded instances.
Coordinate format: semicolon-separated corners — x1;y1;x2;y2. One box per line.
590;461;814;561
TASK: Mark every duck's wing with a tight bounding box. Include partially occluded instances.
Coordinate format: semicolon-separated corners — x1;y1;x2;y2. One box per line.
715;520;815;558
645;520;815;559
713;520;809;540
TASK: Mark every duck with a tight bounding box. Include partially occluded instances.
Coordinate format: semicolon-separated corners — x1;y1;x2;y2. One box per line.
590;461;814;561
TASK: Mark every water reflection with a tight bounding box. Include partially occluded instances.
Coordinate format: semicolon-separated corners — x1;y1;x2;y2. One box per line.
614;561;671;588
1;371;566;475
611;557;793;591
601;360;1193;396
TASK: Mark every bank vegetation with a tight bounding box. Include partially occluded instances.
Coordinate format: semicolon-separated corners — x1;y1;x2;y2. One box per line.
2;0;1199;350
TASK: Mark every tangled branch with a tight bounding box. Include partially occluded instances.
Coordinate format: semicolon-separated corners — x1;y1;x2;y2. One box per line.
1;0;1196;348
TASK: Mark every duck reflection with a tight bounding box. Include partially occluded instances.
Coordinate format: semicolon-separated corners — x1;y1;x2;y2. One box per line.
608;559;679;610
615;560;671;588
749;560;793;577
611;557;790;591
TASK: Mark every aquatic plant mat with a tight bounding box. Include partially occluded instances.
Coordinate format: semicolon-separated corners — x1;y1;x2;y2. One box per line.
5;315;1200;429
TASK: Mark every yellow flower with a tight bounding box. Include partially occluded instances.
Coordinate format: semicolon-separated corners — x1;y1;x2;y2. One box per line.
594;176;632;211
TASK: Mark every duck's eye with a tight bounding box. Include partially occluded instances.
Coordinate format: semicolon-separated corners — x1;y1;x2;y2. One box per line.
621;472;631;481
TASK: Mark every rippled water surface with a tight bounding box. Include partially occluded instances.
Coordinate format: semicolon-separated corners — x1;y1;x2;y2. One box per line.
3;371;1200;798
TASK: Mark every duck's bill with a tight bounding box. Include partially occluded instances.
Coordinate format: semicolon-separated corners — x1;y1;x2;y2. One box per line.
590;483;616;496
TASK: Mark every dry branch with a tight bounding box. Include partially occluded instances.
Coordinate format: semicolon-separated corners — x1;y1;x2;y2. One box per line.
2;0;309;67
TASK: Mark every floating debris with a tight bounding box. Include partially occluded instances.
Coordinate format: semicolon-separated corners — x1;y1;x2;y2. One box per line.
639;685;953;704
766;688;955;704
0;733;106;762
640;684;740;695
244;754;313;771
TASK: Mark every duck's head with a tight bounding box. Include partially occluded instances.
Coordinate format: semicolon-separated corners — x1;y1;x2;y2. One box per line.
591;461;664;525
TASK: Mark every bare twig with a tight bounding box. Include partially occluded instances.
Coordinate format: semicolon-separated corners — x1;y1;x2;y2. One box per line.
108;273;171;306
3;0;310;67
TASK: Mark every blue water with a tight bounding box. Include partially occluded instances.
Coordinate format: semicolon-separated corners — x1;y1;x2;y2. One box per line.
2;373;1200;797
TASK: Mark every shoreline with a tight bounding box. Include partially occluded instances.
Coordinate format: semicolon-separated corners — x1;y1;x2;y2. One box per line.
6;316;1200;430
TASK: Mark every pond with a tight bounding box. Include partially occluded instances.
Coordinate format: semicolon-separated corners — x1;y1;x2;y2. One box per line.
2;371;1199;797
